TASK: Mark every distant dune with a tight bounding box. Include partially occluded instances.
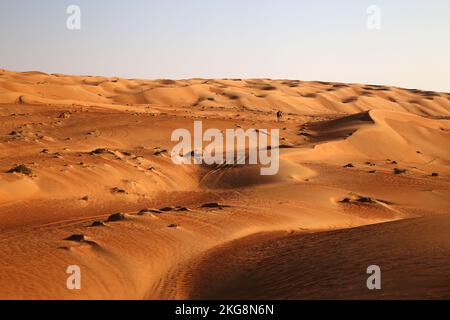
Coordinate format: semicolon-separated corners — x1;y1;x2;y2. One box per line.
0;69;449;299
1;69;450;117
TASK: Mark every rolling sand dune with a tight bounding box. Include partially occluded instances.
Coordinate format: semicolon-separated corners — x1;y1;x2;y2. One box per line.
0;69;449;299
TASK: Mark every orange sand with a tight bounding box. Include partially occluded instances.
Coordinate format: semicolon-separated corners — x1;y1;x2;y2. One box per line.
0;69;449;299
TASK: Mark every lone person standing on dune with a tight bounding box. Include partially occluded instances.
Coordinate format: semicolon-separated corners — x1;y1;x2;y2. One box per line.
277;110;284;122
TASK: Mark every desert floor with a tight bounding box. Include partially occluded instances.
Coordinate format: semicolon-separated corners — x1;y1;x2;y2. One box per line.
0;69;449;299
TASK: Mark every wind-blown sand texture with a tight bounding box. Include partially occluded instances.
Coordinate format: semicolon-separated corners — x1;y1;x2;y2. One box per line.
0;69;449;299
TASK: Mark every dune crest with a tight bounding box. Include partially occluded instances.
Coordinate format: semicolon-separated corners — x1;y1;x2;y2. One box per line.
1;69;450;117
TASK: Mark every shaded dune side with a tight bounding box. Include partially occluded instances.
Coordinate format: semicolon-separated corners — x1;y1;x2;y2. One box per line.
200;160;315;189
184;215;450;300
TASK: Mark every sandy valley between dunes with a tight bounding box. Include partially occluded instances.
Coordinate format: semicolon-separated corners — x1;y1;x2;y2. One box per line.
0;69;449;299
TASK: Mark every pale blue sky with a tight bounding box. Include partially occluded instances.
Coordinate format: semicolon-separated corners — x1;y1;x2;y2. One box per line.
1;0;449;91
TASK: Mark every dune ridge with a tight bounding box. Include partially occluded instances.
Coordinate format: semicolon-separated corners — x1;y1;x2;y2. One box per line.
2;69;450;117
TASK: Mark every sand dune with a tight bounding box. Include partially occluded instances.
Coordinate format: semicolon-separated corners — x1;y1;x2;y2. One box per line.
0;69;449;299
184;215;450;300
2;69;450;117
